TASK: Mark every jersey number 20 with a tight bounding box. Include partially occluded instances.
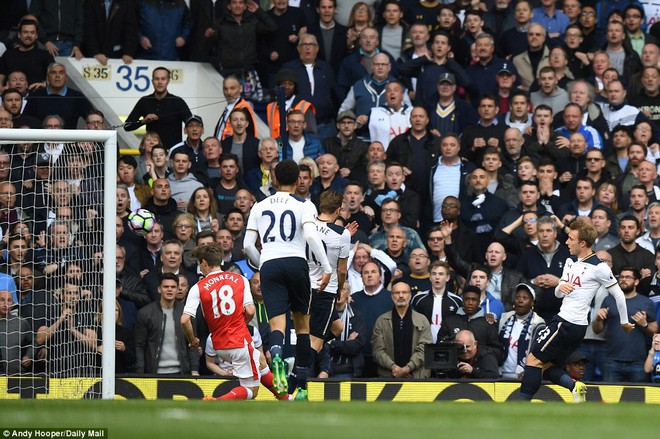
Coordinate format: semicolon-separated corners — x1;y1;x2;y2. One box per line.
262;210;296;243
211;285;236;317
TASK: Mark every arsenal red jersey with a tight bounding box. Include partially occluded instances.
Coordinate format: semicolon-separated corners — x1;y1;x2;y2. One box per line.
184;270;254;350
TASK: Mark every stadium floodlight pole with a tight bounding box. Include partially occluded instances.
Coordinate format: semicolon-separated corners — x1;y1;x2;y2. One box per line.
0;128;117;400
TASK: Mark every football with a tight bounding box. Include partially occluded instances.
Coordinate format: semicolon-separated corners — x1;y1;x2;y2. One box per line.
127;209;156;236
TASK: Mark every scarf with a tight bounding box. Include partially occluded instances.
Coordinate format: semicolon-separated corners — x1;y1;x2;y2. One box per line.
500;311;534;370
392;307;414;367
335;304;356;366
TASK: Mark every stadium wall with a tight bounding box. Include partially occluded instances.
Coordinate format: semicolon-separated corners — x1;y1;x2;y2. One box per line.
1;378;658;403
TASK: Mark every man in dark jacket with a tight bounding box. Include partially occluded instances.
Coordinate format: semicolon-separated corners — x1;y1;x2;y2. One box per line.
446;329;500;379
387;106;441;202
134;273;198;374
213;0;277;102
322;111;368;179
283;33;340;140
83;0;138;64
516;215;571;322
437;286;503;363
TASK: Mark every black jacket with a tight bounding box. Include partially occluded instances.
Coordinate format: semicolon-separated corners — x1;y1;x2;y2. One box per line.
134;299;197;374
83;0;138;59
308;21;349;74
444;242;528;312
411;290;463;328
213;9;277;72
437;308;503;364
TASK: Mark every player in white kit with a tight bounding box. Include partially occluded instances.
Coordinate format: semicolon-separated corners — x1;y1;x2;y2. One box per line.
244;159;332;400
307;191;351;375
519;218;635;402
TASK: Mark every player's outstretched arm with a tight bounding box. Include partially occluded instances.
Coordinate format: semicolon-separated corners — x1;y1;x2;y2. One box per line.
243;229;261;267
606;282;635;331
181;313;199;348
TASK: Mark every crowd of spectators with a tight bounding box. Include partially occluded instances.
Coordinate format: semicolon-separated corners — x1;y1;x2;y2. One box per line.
0;0;660;385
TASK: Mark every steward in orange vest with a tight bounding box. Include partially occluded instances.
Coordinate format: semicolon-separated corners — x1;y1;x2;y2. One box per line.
266;69;317;138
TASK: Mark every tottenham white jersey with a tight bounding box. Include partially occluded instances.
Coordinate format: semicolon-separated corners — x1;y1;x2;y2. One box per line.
246;192;318;265
308;219;351;294
557;253;618;325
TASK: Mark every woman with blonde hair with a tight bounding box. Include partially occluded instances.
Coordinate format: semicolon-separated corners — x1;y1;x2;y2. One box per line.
135;132;162;185
595;182;619;214
298;156;319;178
346;2;374;50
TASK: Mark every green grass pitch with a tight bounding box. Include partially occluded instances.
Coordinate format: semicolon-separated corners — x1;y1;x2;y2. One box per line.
0;400;657;439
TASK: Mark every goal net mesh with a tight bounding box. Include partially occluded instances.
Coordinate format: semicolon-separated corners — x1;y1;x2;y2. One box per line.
0;130;115;399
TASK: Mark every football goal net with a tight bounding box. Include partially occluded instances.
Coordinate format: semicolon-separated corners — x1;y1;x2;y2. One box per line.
0;128;116;400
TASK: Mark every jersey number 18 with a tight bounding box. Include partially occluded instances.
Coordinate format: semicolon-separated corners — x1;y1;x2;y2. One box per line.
210;285;236;317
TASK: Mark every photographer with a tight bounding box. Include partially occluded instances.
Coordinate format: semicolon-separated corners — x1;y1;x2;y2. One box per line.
446;330;499;379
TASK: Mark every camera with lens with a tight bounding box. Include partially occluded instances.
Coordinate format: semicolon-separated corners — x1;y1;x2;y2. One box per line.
424;342;465;373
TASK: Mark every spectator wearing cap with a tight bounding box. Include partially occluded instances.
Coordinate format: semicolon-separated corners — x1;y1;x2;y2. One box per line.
530;67;570;115
125;66;192;149
427;73;477;138
437;285;503;363
266;68;316;139
168;115;205;166
323;110;369;180
367;80;412;151
283;33;339;141
564;351;588;381
117;155;151;211
338;52;409;140
466;33;512;103
512;23;551;91
498;283;545;379
494;62;520;114
397;30;470;111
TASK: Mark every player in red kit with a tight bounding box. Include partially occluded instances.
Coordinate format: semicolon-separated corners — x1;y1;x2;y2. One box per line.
181;243;260;400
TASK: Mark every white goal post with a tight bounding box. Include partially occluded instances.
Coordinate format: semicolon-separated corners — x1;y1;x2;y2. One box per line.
0;128;117;399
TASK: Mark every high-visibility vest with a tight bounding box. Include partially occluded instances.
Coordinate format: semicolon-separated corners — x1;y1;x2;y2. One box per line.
266;99;315;139
220;99;258;140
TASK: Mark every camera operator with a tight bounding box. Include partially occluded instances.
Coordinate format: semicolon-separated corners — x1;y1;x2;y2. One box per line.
446;329;499;379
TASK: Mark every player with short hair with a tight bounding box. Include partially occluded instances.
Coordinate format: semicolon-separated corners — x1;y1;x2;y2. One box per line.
308;191;351;376
181;244;259;400
243;159;332;400
519;218;634;402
